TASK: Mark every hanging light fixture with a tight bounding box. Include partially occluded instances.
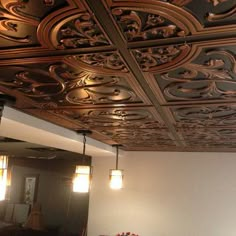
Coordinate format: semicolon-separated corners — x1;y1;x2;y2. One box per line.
109;145;123;190
0;155;8;201
73;130;92;193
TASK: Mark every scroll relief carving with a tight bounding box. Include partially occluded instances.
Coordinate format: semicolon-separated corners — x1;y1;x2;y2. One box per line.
64;71;140;105
160;50;236;101
100;128;175;147
123;139;176;148
112;8;188;42
124;140;177;148
133;44;191;72
206;0;236;21
208;6;236;22
0;0;39;43
110;1;235;31
101;128;172;141
165;0;192;7
58;109;164;128
207;0;228;6
180;128;236;141
66;52;128;73
161;0;227;6
0;65;65;98
0;64;140;106
47;12;110;49
101;128;174;146
173;105;236;127
185;138;236;148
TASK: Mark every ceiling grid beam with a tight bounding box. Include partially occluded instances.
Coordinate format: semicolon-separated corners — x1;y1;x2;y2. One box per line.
84;0;184;146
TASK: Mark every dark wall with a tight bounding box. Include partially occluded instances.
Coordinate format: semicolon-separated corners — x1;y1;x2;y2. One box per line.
9;159;90;235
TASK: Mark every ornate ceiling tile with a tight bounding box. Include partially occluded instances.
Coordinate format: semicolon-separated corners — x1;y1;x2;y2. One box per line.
0;0;39;48
178;127;236;141
107;0;199;43
122;140;178;150
177;127;236;149
121;139;178;150
0;0;69;49
100;128;173;141
38;1;111;49
161;0;236;26
171;104;236;128
2;0;236;151
98;128;177;149
105;0;236;48
132;44;192;72
46;107;165;129
95;128;177;150
0;57;148;107
148;44;236;104
185;140;236;149
180;0;236;26
64;51;129;73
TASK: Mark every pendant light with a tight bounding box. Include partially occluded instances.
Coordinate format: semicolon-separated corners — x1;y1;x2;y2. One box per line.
109;145;123;190
73;130;92;193
0;155;8;201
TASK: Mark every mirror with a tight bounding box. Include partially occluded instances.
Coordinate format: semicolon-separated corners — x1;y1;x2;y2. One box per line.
0;136;91;236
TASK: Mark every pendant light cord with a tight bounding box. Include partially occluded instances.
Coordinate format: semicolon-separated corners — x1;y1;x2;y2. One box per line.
83;133;86;156
116;146;119;170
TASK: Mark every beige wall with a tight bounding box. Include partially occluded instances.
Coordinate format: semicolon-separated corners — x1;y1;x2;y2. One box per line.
88;152;236;236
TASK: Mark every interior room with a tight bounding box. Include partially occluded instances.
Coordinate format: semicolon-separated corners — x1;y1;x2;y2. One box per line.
1;1;236;236
0;133;91;236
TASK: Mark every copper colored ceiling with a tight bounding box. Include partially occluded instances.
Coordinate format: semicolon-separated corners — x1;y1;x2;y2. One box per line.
1;0;236;151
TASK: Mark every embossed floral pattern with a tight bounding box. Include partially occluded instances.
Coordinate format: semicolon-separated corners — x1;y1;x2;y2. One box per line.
133;44;190;71
57;13;109;49
112;8;186;41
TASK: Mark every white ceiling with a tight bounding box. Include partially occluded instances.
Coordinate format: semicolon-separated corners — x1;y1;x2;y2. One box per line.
0;105;116;157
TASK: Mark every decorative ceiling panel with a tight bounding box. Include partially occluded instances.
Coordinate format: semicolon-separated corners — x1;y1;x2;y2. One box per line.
0;0;68;48
170;104;236;128
178;127;236;149
44;107;165;129
105;0;236;45
148;41;236;105
38;1;111;49
1;0;236;151
0;54;149;108
99;128;178;150
0;0;111;54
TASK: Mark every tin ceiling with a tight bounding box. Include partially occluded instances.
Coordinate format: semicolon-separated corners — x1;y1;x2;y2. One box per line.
1;0;236;151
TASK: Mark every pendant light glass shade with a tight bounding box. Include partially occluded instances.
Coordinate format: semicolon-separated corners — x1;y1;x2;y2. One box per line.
109;169;123;189
73;131;92;193
73;165;91;193
0;156;8;201
109;145;123;190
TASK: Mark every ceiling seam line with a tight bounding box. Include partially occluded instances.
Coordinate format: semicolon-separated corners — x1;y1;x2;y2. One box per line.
84;0;184;147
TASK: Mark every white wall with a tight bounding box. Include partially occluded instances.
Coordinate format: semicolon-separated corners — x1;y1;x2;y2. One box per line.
88;152;236;236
